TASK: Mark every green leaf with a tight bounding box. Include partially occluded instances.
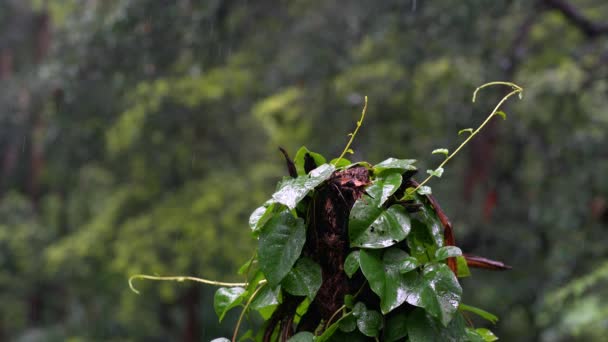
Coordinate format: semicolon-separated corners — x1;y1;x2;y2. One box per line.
344;294;355;309
432;148;449;156
399;256;419;274
359;248;421;314
474;328;499;341
344;250;360;278
294;146;327;175
287;332;314;342
373;158;417;173
407;309;467;342
416;186;432;195
426;167;444;178
434;246;462;261
465;328;486;342
351;302;383;337
350;205;411;249
210;338;231;342
456;256;471;278
272;163;336;209
250;284;279;311
459;304;498;324
419;263;462;325
416;200;444;248
407;219;439;264
330;157;352;168
339;313;357;332
458;128;474;136
213;287;246;322
249;202;285;232
258;212;306;286
385;311;408;342
281;257;322;300
495;110;507;120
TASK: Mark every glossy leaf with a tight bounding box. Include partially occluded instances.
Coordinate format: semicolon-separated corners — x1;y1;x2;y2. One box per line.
294;146;327;175
250;284;279;311
416;199;444;248
213;287;246;322
287;332;314;342
373;158;417;173
407;309;467;342
407;220;439;264
344;250;360;278
249;202;284;232
385;311;408;342
350;204;411;248
360;248;422;314
435;246;462;261
258;212;306;286
272;164;335;209
459;304;498;324
210;338;231;342
339;314;357;332
281;257;322;300
420;263;462;325
352;302;383;337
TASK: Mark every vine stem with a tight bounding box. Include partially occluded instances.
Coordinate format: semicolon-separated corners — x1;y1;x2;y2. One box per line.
128;274;247;294
333;96;368;166
413;82;523;192
233;283;267;342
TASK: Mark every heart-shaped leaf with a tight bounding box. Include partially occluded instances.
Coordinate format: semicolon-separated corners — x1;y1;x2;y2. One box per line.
281;257;322;300
272;163;335;209
350;204;411;248
359;248;422;314
419;263;462;325
258;212;306;286
213;287;246;322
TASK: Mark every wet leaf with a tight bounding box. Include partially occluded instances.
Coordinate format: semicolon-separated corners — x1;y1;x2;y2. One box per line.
344;250;360;278
385;311;408;342
294;146;327;175
350;204;411;249
210;338;231;342
434;246;462;261
213;287;246;322
339;313;357;332
281;257;322;300
416;186;432;195
407;219;439;264
474;328;498;341
330;157;352;168
272;164;335;209
419;263;462;325
352;302;383;337
249;202;285;232
407;308;467;342
360;248;422;314
258;212;306;286
373;158;417;173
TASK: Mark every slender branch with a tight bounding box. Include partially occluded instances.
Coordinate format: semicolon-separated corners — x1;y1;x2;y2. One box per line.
233;283;267;342
334;96;368;166
414;82;523;192
128;275;247;294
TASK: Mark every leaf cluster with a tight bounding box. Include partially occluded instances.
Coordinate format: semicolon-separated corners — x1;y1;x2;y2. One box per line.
214;147;497;341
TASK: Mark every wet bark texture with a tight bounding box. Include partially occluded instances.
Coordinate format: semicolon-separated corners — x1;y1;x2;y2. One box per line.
263;158;370;341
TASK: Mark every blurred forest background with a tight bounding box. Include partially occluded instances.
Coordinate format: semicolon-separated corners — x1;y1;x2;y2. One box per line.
1;0;608;341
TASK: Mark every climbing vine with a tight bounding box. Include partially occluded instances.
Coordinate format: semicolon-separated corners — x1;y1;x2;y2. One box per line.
130;82;523;341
